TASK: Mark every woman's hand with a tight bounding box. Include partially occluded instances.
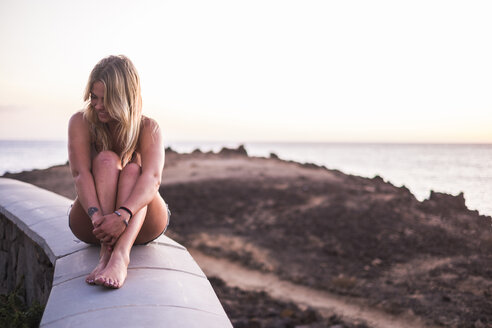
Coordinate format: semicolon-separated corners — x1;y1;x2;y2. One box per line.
92;212;127;246
91;212;105;228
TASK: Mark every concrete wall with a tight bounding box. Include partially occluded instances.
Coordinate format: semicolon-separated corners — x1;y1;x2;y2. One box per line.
0;178;232;328
0;212;53;306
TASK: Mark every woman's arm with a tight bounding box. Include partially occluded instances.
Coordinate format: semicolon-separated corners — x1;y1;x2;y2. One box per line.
119;117;164;215
68;112;104;225
92;117;164;245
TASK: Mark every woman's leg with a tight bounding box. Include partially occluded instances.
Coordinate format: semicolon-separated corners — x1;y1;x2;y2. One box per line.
69;151;122;242
135;193;169;244
69;200;98;244
70;151;122;284
95;163;169;288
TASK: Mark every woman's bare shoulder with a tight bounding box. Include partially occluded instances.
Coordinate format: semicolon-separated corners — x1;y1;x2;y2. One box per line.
68;111;91;144
140;116;162;137
69;111;89;129
139;116;163;150
141;116;160;129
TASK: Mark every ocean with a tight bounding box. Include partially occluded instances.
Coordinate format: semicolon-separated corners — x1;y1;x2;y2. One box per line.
1;140;491;217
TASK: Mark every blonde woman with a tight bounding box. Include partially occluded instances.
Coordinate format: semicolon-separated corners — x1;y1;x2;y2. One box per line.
68;55;170;289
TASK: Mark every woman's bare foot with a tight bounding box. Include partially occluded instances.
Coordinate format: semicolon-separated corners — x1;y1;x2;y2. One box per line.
86;245;111;285
95;250;130;289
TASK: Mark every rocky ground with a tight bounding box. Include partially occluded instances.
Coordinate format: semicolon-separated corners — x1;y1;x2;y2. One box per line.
4;146;492;327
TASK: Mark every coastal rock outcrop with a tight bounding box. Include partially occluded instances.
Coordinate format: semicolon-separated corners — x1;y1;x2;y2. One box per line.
3;147;491;327
421;190;468;214
218;145;248;157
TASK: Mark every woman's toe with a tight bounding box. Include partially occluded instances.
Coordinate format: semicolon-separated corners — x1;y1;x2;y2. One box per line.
95;276;105;285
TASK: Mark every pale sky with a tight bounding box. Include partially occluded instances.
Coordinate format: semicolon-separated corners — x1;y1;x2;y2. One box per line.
1;0;491;143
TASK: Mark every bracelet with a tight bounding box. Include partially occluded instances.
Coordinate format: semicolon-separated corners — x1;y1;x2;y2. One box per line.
114;210;129;227
118;206;133;219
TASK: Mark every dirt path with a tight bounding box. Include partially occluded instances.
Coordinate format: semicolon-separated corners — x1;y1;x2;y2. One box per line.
190;249;437;328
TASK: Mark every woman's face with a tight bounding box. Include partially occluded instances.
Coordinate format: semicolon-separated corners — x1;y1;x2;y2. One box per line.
90;81;112;123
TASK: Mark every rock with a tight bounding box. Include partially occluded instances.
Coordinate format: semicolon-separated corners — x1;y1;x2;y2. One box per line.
372;175;385;183
267;317;291;328
399;185;413;196
301;307;321;323
474;319;486;328
302;162;321;169
371;258;383;266
218;145;248;156
247;318;261;328
427;190;467;210
280;308;295;318
232;318;250;328
442;295;451;302
164;146;177;154
296;324;328;328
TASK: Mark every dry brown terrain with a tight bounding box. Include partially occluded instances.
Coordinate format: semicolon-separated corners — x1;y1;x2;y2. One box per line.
4;146;492;328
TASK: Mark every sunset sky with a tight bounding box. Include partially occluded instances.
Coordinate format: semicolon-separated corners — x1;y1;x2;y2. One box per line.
1;0;491;143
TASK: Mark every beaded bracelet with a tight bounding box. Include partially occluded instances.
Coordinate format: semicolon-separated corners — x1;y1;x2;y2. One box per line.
114;210;129;227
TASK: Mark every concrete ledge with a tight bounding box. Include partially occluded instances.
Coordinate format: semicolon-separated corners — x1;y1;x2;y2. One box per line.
0;178;232;327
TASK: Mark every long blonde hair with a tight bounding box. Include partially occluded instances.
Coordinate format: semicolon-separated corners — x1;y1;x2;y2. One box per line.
83;55;142;166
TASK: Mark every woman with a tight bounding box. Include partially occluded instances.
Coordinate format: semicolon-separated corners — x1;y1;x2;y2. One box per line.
68;55;169;289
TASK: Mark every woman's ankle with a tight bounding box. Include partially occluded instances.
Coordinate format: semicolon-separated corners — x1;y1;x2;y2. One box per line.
110;247;130;264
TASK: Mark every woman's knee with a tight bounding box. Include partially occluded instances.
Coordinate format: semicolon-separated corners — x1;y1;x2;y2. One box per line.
120;162;141;180
93;151;121;170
